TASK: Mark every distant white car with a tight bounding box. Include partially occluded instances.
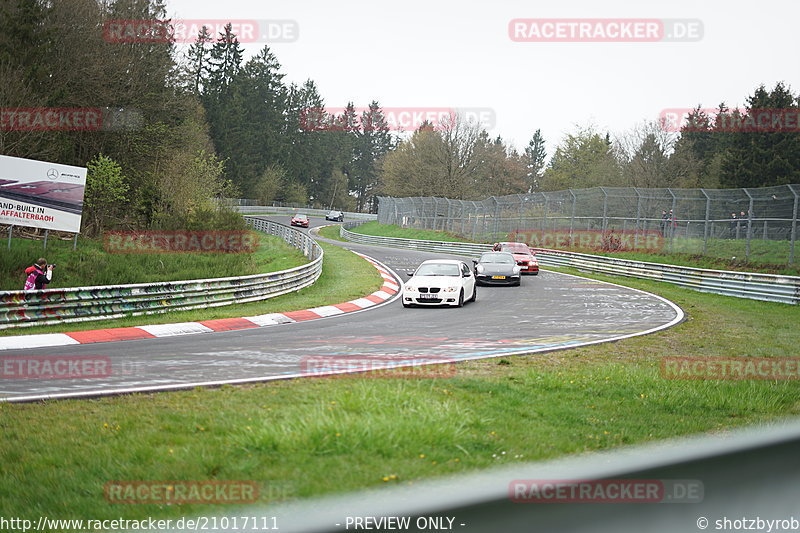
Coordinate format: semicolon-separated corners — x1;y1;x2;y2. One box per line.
402;259;477;308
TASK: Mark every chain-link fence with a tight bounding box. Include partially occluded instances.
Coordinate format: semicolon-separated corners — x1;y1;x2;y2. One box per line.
377;185;800;264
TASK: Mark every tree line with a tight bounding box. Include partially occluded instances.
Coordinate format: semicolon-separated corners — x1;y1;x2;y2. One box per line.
1;0;796;237
385;82;800;199
0;0;395;235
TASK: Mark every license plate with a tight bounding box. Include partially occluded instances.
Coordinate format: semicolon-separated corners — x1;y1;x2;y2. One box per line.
492;276;506;279
418;293;438;299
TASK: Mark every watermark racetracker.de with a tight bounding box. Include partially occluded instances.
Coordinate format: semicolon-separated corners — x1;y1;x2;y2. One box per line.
103;19;298;43
509;479;704;503
660;108;800;133
299;107;496;132
508;18;703;42
0;356;145;380
0;108;143;132
104;481;259;504
103;230;259;254
300;355;457;379
509;229;664;253
661;357;800;380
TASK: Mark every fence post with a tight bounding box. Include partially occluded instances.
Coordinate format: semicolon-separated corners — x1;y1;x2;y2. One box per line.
492;197;500;242
471;201;478;242
744;189;754;259
789;184;798;265
569;190;576;248
634;188;642;250
7;225;12;250
701;189;711;255
668;188;677;252
600;187;608;231
541;193;549;242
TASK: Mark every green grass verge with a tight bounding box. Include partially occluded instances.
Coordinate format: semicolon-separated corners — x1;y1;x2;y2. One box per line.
0;233;306;291
0;241;382;337
348;222;471;243
317;224;348;242
1;262;799;522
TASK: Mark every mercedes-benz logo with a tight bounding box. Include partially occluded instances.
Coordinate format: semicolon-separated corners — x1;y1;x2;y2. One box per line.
46;168;59;180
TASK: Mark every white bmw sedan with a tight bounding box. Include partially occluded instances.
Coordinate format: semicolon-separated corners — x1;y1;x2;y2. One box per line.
402;259;477;308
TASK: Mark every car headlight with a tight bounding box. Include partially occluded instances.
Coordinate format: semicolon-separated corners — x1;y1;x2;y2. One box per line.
405;285;416;292
513;266;521;274
442;287;458;292
476;265;485;274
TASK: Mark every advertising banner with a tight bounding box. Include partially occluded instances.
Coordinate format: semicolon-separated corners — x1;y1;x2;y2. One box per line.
0;154;86;233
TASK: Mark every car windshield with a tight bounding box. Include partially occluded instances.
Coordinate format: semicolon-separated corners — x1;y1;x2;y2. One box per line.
501;243;529;253
480;253;515;264
414;263;461;276
295;215;307;219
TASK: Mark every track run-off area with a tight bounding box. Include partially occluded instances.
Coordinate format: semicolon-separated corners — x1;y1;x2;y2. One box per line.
0;215;683;402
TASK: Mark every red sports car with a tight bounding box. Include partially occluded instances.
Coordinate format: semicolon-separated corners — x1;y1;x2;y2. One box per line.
492;242;539;275
291;214;309;228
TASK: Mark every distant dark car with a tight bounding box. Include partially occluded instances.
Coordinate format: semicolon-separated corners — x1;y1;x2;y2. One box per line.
473;252;521;286
492;242;539;275
291;214;309;228
325;210;344;222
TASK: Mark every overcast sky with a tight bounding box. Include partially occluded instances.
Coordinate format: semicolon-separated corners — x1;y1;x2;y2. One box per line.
165;0;799;154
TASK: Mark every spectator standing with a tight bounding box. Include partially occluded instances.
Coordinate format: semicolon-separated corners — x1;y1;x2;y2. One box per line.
23;258;54;291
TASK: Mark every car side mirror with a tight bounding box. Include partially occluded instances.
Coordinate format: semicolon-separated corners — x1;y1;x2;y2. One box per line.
463;272;471;278
406;270;414;277
472;259;477;265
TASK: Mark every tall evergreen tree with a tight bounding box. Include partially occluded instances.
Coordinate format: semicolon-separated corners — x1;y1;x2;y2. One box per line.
720;82;800;188
524;129;546;192
185;26;213;94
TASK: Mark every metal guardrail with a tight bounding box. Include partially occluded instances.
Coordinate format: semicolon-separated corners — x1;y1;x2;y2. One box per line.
0;218;322;329
340;224;800;305
234;205;377;220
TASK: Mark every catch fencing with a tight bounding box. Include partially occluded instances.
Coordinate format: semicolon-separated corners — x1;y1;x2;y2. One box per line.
0;217;322;329
233;205;377;220
377;184;800;264
340;224;800;305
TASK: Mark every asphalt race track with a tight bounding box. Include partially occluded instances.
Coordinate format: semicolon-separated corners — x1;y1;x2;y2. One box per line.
0;215;683;402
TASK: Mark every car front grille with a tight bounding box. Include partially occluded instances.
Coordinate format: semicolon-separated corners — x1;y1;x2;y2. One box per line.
417;287;440;293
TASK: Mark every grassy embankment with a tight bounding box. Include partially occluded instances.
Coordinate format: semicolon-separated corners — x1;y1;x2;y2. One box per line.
1;223;799;522
0;232;382;336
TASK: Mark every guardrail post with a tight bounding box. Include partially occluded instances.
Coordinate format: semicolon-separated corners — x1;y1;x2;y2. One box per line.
789;184;798;265
744;188;754;259
7;225;11;250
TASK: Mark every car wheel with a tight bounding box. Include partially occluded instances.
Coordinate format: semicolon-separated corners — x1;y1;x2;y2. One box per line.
468;285;477;302
456;289;464;307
